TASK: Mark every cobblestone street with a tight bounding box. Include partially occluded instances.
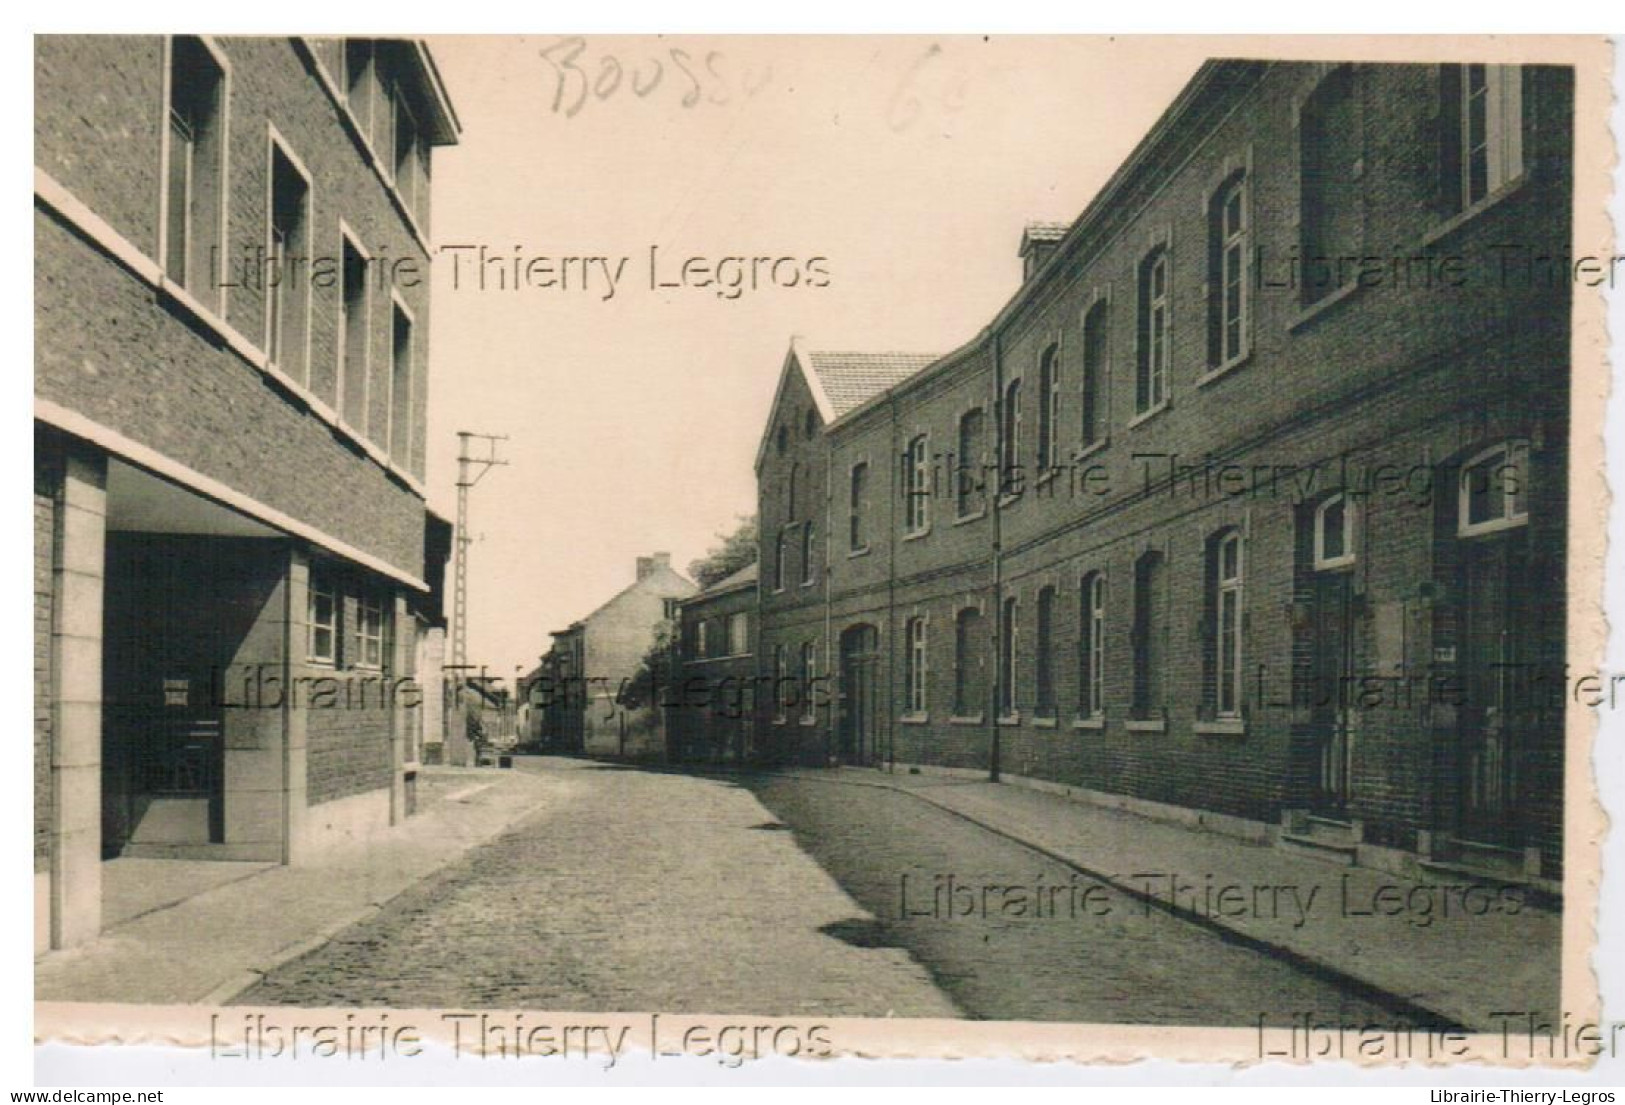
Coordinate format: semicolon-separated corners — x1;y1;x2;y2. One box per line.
239;759;1434;1026
236;759;956;1017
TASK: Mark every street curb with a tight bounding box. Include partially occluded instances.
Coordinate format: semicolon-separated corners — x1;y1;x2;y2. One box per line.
742;766;1474;1034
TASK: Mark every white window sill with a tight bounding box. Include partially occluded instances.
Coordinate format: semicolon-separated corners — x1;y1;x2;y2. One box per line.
997;712;1022;727
1073;714;1105;731
1127;399;1170;430
1194;718;1247;737
1125;717;1166;733
848;545;871;559
954;508;987;526
1459;514;1529;539
899;712;930;726
1074;438;1108;464
1198;349;1253;388
1420;173;1529;250
1033;714;1058;729
901;527;932;542
949;714;985;726
997;492;1023;510
799;715;819;727
1290;280;1362;333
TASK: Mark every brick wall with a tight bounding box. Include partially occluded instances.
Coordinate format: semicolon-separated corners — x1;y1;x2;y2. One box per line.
753;61;1571;873
35;35;437;576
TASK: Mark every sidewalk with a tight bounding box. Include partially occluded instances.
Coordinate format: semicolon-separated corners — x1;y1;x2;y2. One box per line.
777;766;1563;1034
35;766;551;1006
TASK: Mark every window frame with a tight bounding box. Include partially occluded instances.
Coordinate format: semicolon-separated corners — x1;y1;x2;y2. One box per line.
1079;296;1110;453
1135;245;1172;418
800;640;819;724
1207;171;1251;373
904;614;928;718
1213;532;1244;720
356;587;386;671
800;521;817;586
904;433;931;537
1458;440;1532;538
337;223;372;434
307;565;338;666
1460;63;1524;212
160;35;231;313
1034;585;1057;719
1313;492;1358;570
848;460;870;554
998;595;1019;721
1000;377;1024;501
388;291;417;470
1037;344;1061;474
1078;572;1106;721
955;407;986;520
264;127;314;387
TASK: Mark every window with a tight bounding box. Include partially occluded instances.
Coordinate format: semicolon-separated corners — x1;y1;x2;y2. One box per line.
1035;586;1057;717
164;37;226;305
776;425;788;454
340;237;369;428
1459;441;1531;536
773;644;789;721
801;522;816;585
1299;66;1360;305
804;409;818;439
1209;532;1244;719
1081;301;1108;449
390;302;413;467
1037;345;1061;473
849;462;869;551
773;530;788;591
905;616;927;715
392;86;427;225
345;39;374;129
267;143;311;382
904;434;930;535
800;641;818;722
357;589;386;670
1000;378;1023;498
727;612;749;657
1208;174;1249;367
1314;493;1357;569
953;606;985;717
998;596;1019;717
696;619;709;659
1136;247;1170;414
956;409;985;517
1079;573;1105;719
308;567;337;664
1445;64;1524;212
1131;552;1165;720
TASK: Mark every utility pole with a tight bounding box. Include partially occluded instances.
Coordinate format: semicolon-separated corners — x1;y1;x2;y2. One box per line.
452;431;508;673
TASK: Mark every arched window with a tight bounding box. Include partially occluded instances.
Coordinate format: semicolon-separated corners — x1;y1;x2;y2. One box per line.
999;595;1019;717
1078;572;1105;719
1000;378;1023;497
800;640;817;722
773;530;788;592
1081;300;1108;449
1206;531;1245;719
1035;586;1057;717
1208;172;1249;367
1136;246;1170;414
800;522;816;585
1037;345;1061;472
953;606;985;718
1314;493;1356;570
905;616;928;715
904;434;930;535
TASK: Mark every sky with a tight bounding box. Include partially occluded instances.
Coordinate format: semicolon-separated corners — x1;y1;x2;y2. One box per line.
419;35;1202;683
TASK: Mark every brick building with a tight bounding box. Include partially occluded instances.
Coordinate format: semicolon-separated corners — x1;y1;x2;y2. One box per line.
34;36;459;950
532;553;697;759
670;562;759;764
751;61;1571;891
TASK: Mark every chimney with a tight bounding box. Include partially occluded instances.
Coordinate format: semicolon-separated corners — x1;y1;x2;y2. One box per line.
1019;221;1070;281
636;551;671;581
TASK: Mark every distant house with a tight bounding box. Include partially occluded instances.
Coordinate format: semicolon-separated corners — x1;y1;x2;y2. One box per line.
670;562;758;764
533;553;697;759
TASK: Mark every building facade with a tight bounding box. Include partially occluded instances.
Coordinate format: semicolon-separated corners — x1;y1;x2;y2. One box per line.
532;553;698;760
34;36;459;951
752;61;1571;891
670;563;759;764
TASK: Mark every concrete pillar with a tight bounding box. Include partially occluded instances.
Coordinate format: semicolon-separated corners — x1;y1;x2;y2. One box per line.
389;592;410;825
221;542;290;859
51;445;106;949
282;552;311;864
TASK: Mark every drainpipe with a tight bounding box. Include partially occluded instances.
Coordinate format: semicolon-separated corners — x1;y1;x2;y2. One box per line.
990;328;1004;784
886;389;899;773
823;429;835;767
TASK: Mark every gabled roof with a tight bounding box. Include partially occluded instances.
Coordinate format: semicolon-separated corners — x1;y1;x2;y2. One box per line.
694;560;758;598
803;350;941;418
754;338;940;470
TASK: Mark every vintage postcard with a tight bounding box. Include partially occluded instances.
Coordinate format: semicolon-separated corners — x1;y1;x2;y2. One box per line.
28;33;1618;1081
